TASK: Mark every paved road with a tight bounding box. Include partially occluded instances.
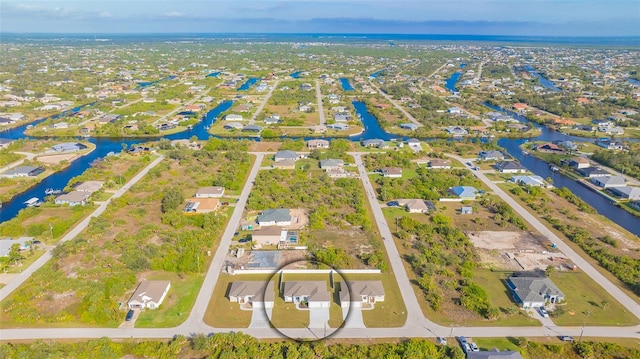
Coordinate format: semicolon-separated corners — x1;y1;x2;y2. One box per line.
0;155;166;302
368;80;422;128
315;80;326;126
446;153;640;320
152;89;212;126
0;151;36;173
428;63;447;79
181;153;265;328
78;98;145;127
249;81;279;125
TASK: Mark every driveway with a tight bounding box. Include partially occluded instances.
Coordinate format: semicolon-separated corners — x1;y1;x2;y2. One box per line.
343;306;365;328
308;307;329;329
249;308;271;328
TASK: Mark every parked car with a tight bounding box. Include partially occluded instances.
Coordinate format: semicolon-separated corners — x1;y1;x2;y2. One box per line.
539;307;549;318
238;237;250;243
470;343;480;352
457;336;467;345
462;343;472;353
32;240;42;245
436;337;447;345
125;309;134;321
559;336;574;342
386;201;399;207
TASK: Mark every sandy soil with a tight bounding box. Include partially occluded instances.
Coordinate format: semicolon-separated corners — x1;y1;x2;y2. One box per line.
37;153;78;165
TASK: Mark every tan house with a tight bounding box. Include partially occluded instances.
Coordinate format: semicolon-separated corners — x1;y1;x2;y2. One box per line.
381;167;402;178
127;280;171;310
251;226;287;246
74;180;104;193
428;159;451;169
340;280;385;308
55;191;90;206
283;281;331;308
307;139;329;149
228;281;274;309
397;199;430;213
568;157;590;169
272;159;296;169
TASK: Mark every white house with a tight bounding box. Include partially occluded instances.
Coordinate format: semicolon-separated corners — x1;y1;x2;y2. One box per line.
228;281;274;309
55;191;90;206
339;281;385;308
127;280;171;310
507;274;564;308
591;175;626;188
195;186;225;198
224;114;243;121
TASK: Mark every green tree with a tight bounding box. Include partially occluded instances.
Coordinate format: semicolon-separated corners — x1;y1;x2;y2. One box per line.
161;187;184;213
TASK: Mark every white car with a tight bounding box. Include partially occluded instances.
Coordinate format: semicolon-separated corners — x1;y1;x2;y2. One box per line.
470;342;480;352
539;307;549;318
437;337;447;345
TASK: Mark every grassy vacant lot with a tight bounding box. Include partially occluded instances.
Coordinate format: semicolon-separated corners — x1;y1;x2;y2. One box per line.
474;337;640;358
204;273;269;328
135;273;204;328
550;271;639;326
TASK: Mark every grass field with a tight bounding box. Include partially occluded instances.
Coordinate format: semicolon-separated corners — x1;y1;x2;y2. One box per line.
339;273;407;328
135;273;204;328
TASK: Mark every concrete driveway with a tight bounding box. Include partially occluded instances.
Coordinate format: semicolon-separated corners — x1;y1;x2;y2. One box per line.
343;306;365;328
308;307;329;329
249;308;271;328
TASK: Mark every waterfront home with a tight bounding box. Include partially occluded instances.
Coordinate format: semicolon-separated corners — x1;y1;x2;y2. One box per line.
251;226;287;246
264;116;281;125
591;175;626;188
283;281;331;308
327;123;349;130
228;281;274;309
51;142;87;152
127;280;171;310
400;123;418;131
334;113;352;122
183;198;220;214
362;139;387;148
596;140;624;150
223;122;243;130
512;175;546;187
445;126;468;136
507;272;564;308
578;167;609;178
307;139;329;149
257;209;292;226
0;237;33;257
55;191;90;206
495;161;527;173
340;281;385;308
242;124;262;133
608;186;640;201
0;138;14;149
195;186;225;198
512;103;528;112
568;157;590;169
478;150;505;161
0;166;45;178
224;114;243;121
449;186;478;200
537;143;564;153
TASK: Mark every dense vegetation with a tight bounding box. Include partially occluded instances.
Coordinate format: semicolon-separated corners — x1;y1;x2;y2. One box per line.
591;144;640;181
482;64;513;80
399;215;498;319
0;146;251;326
3;333;636;359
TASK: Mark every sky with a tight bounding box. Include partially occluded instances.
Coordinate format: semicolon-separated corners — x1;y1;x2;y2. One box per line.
0;0;638;36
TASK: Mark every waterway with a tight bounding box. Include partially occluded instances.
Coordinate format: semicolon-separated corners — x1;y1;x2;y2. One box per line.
524;65;560;92
237;78;260;91
339;78;355;91
206;72;220;78
1;99;638;237
289;71;301;78
444;72;462;93
137;75;176;88
629;78;640;87
370;70;384;78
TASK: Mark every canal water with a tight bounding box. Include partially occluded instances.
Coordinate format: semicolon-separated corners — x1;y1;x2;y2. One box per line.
523;65;560;92
445;72;462;93
1;99;638;237
289;71;301;78
237;78;260;91
339;78;355;91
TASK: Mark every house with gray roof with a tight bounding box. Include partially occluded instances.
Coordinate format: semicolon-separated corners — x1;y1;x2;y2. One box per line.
339;280;385;309
228;281;274;309
507;272;565;308
578;167;609;178
274;150;300;162
495;161;527;173
591;175;626;188
283;281;331;308
400;123;418;130
127;280;171;310
0;237;33;257
242;124;262;133
512;175;546;187
478;150;505;161
257;208;292;226
362;139;387;148
51;142;87;153
55;191;90;206
467;349;523;359
320;159;344;170
445;126;468;136
609;186;640;201
0;138;14;149
0;166;45;178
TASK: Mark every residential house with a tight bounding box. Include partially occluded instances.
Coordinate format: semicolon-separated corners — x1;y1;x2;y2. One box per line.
183;198;220;214
0;237;33;257
236;104;252;112
0;138;14;149
334;113;351;122
400;123;418;131
224;114;243;121
448;107;462;114
397;199;433;213
591;175;626;188
596;140;623;150
51;142;87;152
195;186;225;198
55;191;90;206
460;206;473;214
0;166;45;178
428;159;451;169
512;103;528;112
251;226;287;246
127;280;171;310
449;186;478;200
307;139;329;149
224;122;243;130
257;208;292;226
0;118;16;126
445;126;468;136
406;138;422;152
283;281;331;308
327;123;349;130
537;143;564;153
242;124;262;133
466;349;523;359
512;175;546;187
272;159;296;169
320;159;344;170
478;150;505;161
507;272;565;308
568;157;590;169
264;116;281;125
339;281;385;309
609;186;640;201
300;83;313;91
74;181;104;193
228;281;274;309
274;150;301;162
578;167;609;178
381;167;402;178
495;161;527;173
362;139;387;148
555;140;577;151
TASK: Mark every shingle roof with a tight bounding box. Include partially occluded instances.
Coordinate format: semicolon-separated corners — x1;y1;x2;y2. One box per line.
508;275;564;304
283;281;331;302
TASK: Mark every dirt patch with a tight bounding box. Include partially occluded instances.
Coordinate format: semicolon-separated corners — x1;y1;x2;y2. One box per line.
0;273;18;284
37;153;78;165
224;249;307;271
248;141;281;152
37;291;79;316
468;231;572;271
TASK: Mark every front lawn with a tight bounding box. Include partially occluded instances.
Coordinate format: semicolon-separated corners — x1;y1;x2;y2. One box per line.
135;273;203;328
